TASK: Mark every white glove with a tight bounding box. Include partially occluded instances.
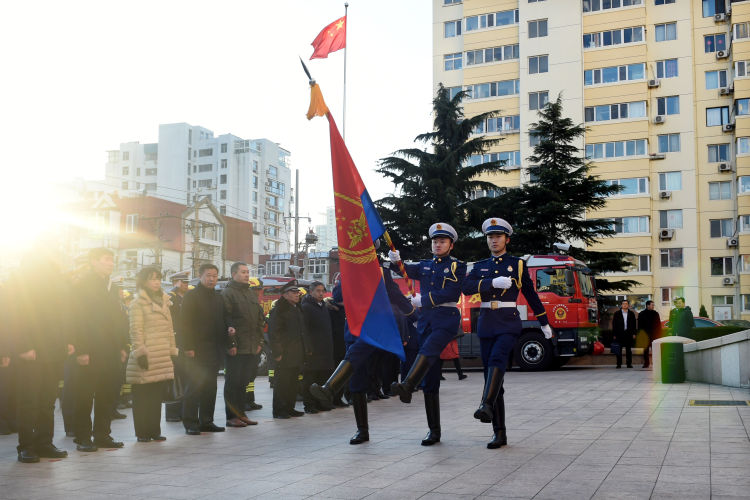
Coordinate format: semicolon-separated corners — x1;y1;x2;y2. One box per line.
492;276;513;289
541;324;553;339
388;250;401;263
410;293;422;308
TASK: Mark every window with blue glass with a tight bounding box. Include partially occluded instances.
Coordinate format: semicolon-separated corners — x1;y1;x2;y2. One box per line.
584;63;645;85
704;34;727;53
584;101;646;122
444;53;462;71
656;59;678;78
703;0;725;17
706;106;730;126
655;22;677;41
466;44;518;65
736;99;750;116
583;0;642;12
658;134;680;153
657;96;680;115
465;9;518;31
586;139;647;159
466;79;520;99
708;144;730;162
706;70;728;89
584;26;643;48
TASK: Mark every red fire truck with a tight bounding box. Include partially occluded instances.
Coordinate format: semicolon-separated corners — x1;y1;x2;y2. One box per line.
394;254;599;371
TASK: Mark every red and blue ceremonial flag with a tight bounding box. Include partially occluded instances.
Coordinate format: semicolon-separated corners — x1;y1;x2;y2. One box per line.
306;82;404;360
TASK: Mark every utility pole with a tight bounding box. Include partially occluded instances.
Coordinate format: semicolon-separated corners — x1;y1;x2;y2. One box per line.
294;169;300;267
192;197;200;278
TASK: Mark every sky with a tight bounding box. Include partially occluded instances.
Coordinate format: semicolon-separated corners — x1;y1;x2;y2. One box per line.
0;0;434;249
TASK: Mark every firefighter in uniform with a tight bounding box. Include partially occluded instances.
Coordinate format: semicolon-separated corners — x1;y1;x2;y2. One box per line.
462;217;553;448
388;222;466;446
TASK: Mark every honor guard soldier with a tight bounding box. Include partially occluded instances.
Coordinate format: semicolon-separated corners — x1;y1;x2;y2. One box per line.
462;217;552;449
389;222;466;446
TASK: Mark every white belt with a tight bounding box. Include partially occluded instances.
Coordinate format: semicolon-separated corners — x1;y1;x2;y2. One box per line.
436;302;458;308
480;301;516;310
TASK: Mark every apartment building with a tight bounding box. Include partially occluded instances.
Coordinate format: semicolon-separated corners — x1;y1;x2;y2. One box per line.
434;0;750;319
104;123;292;261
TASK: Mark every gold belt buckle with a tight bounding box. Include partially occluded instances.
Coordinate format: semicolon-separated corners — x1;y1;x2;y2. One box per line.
490;301;499;310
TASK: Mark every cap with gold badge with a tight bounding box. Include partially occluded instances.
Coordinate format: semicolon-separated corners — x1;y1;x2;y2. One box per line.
482;217;513;236
428;222;458;242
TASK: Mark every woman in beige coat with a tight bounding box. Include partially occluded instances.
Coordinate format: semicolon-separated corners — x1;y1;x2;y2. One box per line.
127;267;178;442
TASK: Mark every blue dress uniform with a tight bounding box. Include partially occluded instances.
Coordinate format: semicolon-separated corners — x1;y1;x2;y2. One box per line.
462;217;552;449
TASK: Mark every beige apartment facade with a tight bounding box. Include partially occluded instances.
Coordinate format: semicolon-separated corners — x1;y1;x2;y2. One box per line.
434;0;750;320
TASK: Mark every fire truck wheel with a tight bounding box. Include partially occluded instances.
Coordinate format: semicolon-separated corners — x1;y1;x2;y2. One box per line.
514;331;552;371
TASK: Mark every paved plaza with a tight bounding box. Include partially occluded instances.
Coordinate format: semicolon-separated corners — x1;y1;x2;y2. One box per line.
0;366;748;500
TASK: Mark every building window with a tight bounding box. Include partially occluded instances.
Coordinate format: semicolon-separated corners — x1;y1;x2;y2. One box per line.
253;176;258;188
711;257;734;276
740;176;750;194
741;255;750;271
136;168;141;176
734;22;750;40
466;80;520;100
121;181;128;190
125;214;138;234
584;63;645;86
606;177;649;195
122;152;129;161
705;34;727;53
220;190;226;200
529;91;549;110
624;254;651;272
655;22;676;42
444;0;461;4
583;0;643;12
145;168;157;176
444;52;462;71
704;0;726;17
466;44;519;65
199;164;213;172
659;210;683;229
706;70;728;89
658;134;681;153
612;216;649;234
252;191;257;202
736;98;750;117
198;179;212;188
660;248;683;268
465;9;519;32
198;148;213;157
253;160;259;172
586;139;647;159
267;180;286;196
584;101;647;122
736;61;750;78
655;0;675;4
268;261;286;275
712;295;734;306
708;144;730;162
709;181;732;200
444;20;462;38
528;19;548;38
221;143;227;153
659;172;682;191
742;295;750;312
145;183;156;191
220;206;226;215
656;96;679;115
468;151;521;168
268;165;278;177
583;26;643;49
656;59;678;78
307;258;328;275
448;86;462;100
485;115;520;133
252;207;258;218
220;174;227;184
739;138;750;155
710;218;734;237
221;159;227;169
661;287;684;305
706;106;730;126
529;0;546;2
529;55;549;74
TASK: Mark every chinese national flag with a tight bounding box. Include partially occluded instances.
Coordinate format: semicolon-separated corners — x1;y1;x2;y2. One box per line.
310;16;346;60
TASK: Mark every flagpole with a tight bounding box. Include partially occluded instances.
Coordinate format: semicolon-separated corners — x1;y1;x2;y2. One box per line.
342;2;348;141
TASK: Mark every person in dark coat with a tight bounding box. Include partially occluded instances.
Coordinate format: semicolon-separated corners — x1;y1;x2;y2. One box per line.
180;263;225;435
300;282;335;413
8;257;74;462
268;281;306;419
612;299;637;368
165;271;189;422
221;262;264;427
637;300;661;369
668;297;695;337
71;248;129;452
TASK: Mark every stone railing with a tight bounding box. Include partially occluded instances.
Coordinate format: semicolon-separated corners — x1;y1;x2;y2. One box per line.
683;330;750;388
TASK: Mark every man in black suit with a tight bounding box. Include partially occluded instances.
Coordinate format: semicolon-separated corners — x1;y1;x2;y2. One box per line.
612;300;637;368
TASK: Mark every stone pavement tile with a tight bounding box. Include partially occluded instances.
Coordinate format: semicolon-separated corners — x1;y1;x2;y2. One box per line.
605;464;660;483
432;476;499;496
571;452;622;467
710;452;750;468
651;480;711;498
711;441;750;454
657;465;710;483
533;479;605;500
711;483;750;498
362;489;424;500
385;471;453;492
711;466;750;485
245;492;309;500
307;484;379;499
121;484;218;499
662;451;709;467
481;476;551;498
592;489;652;500
542;439;594;456
419;493;478;500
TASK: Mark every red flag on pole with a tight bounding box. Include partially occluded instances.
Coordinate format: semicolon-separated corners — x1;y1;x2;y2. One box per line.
310;16;346;60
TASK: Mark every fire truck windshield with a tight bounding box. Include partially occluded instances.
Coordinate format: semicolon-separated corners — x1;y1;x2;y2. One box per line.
536;268;573;297
577;271;596;297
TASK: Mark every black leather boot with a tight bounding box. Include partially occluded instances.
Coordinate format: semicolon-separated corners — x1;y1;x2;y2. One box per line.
349;392;369;445
474;367;503;423
310;360;353;407
421;392;441;446
487;389;507;449
391;355;430;404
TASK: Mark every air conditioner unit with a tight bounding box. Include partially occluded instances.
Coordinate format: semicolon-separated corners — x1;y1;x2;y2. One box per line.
659;228;675;240
716;50;730;60
659;190;672;199
719;86;733;95
615;295;627;302
723;276;736;285
647;79;661;88
715;13;727;22
727;237;739;248
650;153;666;160
718;162;733;172
723;123;735;132
653;115;666;124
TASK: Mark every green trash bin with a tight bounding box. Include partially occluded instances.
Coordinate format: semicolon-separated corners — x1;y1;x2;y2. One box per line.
660;342;685;383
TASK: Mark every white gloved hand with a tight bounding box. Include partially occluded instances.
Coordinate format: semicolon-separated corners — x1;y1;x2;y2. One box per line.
541;324;553;339
410;293;422;308
388;250;401;263
492;276;513;289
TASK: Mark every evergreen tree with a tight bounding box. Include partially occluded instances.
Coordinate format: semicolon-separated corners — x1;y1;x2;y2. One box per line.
376;83;509;260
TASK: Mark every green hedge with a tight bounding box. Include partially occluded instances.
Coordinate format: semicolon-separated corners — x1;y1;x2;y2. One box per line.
682;326;746;343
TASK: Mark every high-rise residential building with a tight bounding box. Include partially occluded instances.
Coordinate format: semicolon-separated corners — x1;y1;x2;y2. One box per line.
434;0;750;319
104;123;293;260
314;206;339;251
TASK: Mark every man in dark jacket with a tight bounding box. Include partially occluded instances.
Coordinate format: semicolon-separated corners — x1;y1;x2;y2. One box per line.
669;297;695;337
269;281;306;419
72;248;129;452
222;262;264;427
612;299;637;368
9;258;74;462
637;300;661;369
165;271;189;422
181;263;225;435
300;281;335;413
